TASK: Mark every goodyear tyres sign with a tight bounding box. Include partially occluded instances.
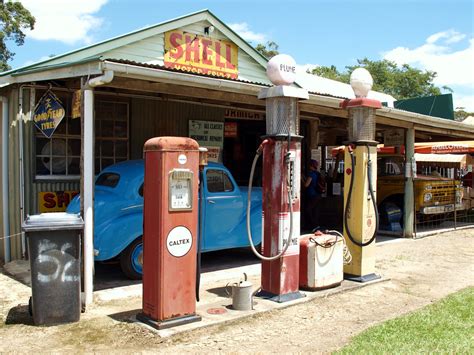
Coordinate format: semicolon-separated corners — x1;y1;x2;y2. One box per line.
33;90;66;138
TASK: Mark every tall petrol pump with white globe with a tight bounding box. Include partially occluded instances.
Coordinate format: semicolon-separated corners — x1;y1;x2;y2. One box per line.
246;54;308;301
138;137;201;329
340;68;381;282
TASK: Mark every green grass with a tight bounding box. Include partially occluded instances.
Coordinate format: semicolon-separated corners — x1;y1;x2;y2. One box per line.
337;287;474;354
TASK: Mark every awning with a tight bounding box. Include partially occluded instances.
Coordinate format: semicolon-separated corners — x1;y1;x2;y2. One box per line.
414;153;467;164
414;141;474;154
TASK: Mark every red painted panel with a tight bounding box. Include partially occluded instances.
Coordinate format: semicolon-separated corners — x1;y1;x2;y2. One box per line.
142;137;200;322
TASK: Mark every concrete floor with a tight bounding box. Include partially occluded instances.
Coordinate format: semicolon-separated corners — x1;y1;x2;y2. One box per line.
3;243;390;337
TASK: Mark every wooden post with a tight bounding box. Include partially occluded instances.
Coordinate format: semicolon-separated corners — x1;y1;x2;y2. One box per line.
404;127;415;238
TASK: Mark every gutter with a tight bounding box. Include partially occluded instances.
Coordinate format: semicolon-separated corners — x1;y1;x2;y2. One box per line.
103;60;474;136
1;96;10;262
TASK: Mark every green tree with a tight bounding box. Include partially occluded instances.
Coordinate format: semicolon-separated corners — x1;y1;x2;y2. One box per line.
255;41;279;59
0;0;35;71
311;58;442;100
453;108;473;122
311;65;348;82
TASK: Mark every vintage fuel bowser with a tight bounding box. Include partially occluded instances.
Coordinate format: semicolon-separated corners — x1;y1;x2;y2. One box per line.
247;54;308;302
138;137;201;329
340;68;381;282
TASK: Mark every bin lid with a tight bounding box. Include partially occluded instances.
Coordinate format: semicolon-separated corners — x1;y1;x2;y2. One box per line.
22;212;84;232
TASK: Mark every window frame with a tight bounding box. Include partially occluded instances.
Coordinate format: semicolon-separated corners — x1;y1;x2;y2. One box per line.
33;96;130;181
205;168;235;194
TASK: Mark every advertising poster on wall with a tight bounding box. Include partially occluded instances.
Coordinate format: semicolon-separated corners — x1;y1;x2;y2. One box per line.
189;120;224;162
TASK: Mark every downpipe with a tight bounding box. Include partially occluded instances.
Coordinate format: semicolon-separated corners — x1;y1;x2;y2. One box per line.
1;96;10;262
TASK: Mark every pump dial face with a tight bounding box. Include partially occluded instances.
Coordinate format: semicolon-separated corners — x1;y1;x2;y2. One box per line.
170;178;192;210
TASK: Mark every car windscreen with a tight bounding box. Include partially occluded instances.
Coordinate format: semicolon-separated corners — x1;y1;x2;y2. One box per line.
96;173;120;187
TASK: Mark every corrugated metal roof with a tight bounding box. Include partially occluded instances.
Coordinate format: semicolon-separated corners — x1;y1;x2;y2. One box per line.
295;71;396;106
104;58;271;87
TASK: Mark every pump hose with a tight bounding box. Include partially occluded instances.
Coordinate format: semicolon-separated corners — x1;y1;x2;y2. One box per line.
326;230;352;265
343;145;379;247
246;141;294;261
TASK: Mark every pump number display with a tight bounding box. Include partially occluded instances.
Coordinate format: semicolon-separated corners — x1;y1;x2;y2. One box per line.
169;169;194;211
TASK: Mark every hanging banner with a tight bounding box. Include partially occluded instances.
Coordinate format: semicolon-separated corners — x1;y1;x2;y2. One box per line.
164;30;238;79
224;122;238;138
224;109;264;121
71;89;81;119
33;90;66;138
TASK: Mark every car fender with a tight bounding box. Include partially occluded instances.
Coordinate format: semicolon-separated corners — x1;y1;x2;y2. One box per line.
220;201;261;249
94;211;143;261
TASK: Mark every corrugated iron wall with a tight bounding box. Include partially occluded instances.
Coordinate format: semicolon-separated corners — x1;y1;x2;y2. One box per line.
130;98;225;159
7;87;22;260
2;90;226;262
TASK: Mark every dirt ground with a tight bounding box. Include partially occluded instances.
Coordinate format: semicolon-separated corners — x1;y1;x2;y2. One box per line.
1;229;473;353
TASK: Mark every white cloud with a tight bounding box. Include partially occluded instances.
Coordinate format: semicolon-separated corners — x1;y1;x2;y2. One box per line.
426;29;466;44
20;0;108;44
383;30;474;111
229;22;266;43
453;93;474;112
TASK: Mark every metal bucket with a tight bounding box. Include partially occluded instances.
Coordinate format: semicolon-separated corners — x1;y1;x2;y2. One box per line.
226;273;254;311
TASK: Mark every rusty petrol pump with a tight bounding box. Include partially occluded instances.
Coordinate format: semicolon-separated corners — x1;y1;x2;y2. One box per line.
138;137;201;329
340;68;381;282
247;54;308;302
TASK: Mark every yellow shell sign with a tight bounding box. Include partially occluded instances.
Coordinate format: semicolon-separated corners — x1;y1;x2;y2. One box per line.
164;30;238;79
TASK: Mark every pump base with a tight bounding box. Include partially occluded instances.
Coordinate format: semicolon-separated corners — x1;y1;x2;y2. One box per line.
344;273;381;283
137;313;201;330
256;290;305;303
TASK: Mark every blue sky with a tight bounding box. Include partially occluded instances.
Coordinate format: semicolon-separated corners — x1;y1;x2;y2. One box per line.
9;0;474;111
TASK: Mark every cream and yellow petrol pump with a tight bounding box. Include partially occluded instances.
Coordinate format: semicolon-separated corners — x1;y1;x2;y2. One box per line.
340;68;381;282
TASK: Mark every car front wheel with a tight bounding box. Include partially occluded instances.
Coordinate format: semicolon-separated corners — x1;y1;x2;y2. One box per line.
120;237;143;280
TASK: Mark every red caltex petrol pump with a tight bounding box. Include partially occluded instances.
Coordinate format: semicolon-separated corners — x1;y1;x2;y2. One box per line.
137;137;201;329
247;54;308;302
340;68;381;282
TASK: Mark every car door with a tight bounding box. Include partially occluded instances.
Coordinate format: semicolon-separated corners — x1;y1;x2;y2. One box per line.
203;167;243;251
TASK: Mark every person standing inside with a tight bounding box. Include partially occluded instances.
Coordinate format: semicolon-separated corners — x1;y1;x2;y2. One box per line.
303;159;325;231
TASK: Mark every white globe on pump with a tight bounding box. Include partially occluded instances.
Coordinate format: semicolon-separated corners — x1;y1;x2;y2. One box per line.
350;68;373;98
266;54;297;86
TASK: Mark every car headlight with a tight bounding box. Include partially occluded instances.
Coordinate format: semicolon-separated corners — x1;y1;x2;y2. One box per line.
424;185;432;190
424;193;432;202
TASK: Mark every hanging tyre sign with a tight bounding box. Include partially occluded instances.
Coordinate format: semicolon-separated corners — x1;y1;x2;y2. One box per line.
33;90;66;138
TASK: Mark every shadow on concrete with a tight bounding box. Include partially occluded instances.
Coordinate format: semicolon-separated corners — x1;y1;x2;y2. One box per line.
206;286;229;298
108;309;141;323
93;248;259;291
5;304;34;326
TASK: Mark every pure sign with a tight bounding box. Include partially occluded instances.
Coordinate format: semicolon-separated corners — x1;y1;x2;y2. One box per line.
164;30;238;79
33;90;66;138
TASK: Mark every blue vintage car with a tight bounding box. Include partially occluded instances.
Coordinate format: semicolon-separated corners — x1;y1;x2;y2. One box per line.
66;160;262;279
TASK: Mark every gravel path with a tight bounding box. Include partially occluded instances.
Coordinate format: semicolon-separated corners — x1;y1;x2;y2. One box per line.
1;229;473;353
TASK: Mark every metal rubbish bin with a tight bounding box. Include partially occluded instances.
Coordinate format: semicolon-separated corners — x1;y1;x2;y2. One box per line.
22;212;84;325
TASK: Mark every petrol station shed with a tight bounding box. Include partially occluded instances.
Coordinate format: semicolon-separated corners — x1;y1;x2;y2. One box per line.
0;9;473;294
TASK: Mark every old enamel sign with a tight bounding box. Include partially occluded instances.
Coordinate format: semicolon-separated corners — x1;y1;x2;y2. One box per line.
33;90;66;138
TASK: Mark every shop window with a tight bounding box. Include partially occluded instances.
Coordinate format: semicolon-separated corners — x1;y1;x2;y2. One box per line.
95;101;129;173
34;95;129;179
34;90;81;179
206;169;234;193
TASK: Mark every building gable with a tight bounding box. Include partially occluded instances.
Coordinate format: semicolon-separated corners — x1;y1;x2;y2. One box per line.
3;10;271;84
